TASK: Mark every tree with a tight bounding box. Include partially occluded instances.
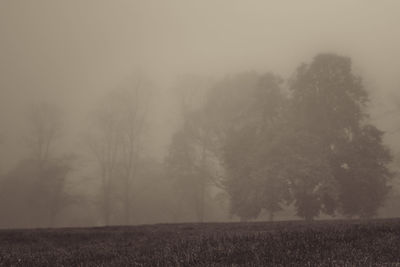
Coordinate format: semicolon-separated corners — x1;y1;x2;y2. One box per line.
275;130;337;221
87;78;151;225
204;72;289;221
165;129;206;221
0;102;75;227
334;125;392;218
28;102;76;226
288;53;392;219
87;96;121;225
118;82;151;225
165;75;215;222
26;102;63;166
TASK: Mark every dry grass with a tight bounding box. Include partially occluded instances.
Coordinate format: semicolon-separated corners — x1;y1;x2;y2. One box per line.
1;219;400;266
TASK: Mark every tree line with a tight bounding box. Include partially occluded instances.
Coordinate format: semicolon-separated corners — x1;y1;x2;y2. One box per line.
0;53;395;227
166;53;393;222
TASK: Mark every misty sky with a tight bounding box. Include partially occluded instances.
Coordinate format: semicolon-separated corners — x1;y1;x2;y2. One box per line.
1;0;400;165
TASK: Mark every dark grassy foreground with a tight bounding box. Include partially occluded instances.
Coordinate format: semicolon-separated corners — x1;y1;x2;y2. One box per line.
1;219;400;266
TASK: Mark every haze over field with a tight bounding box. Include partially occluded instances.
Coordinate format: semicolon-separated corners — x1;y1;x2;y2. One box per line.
1;0;400;228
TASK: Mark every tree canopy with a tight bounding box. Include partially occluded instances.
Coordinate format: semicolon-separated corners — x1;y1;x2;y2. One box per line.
169;54;393;221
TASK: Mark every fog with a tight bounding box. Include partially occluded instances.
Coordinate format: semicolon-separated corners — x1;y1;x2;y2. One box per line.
1;1;400;228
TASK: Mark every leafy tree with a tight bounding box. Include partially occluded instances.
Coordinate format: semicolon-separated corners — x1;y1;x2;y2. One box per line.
204;72;289;221
276;130;337;221
166;76;215;222
289;53;392;219
167;54;392;223
334;125;392;218
222;125;261;220
165;129;208;222
166;108;219;222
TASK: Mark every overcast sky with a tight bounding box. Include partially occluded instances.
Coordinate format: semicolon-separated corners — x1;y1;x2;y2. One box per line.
1;0;400;163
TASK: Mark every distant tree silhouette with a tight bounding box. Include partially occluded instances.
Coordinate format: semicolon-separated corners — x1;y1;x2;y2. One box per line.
195;55;392;222
0;102;75;228
27;102;63;166
202;72;290;221
165;75;214;222
87;77;151;225
288;53;393;219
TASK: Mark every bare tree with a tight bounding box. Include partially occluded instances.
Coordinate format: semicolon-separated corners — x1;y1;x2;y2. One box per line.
87;77;151;225
118;79;151;225
27;102;63;167
24;102;72;226
87;97;122;226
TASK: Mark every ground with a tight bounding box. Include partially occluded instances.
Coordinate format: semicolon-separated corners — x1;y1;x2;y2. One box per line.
1;219;400;266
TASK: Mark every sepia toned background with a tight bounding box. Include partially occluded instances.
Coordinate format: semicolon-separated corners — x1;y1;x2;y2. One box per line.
0;0;400;228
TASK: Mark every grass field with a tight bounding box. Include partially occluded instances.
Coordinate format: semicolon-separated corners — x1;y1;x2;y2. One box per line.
1;219;400;266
